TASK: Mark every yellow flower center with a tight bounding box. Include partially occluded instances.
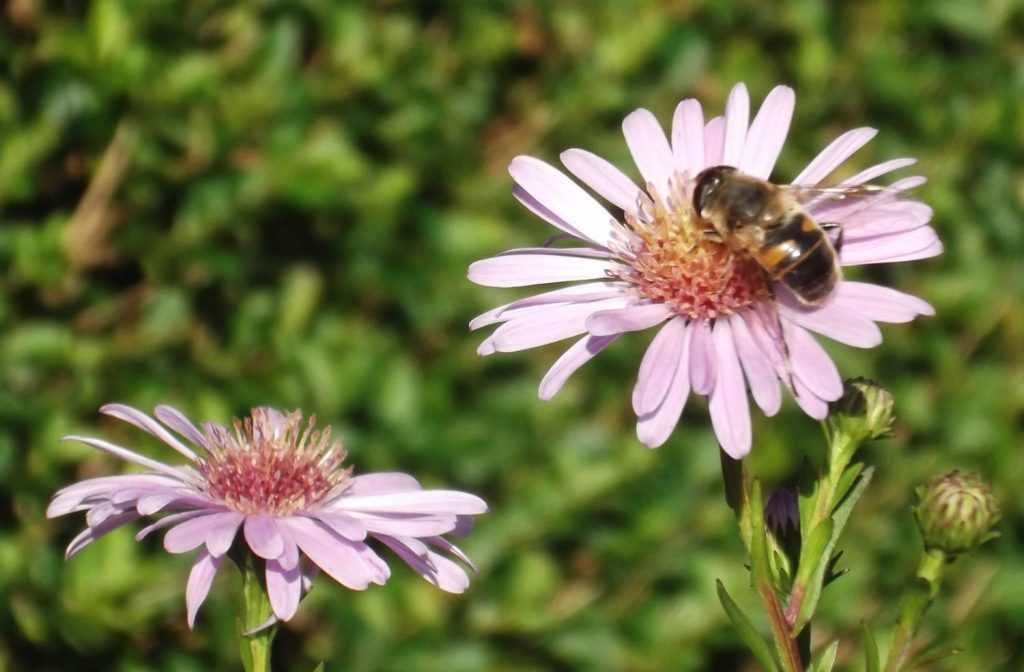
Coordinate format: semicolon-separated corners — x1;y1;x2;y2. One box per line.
621;178;770;319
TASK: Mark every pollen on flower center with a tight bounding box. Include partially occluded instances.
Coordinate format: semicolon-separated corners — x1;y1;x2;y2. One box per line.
200;408;351;515
621;177;770;320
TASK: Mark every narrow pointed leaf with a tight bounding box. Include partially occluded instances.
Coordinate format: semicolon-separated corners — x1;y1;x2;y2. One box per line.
716;579;780;672
791;519;834;593
830;466;874;542
791;468;874;635
812;640;839;672
833;461;865;508
862;623;880;672
906;644;962;670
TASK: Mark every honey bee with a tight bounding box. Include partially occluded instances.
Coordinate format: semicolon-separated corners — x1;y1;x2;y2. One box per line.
693;165;851;306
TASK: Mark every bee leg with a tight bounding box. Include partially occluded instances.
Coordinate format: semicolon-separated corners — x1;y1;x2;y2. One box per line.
821;221;844;253
765;284;799;396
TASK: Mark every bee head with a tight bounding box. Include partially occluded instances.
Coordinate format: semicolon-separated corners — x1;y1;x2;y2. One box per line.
692;165;738;217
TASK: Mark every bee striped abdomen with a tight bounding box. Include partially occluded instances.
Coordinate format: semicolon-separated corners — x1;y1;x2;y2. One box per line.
760;212;838;305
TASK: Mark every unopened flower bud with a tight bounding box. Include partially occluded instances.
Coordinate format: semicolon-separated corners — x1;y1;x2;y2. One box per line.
765;487;800;538
828;378;896;443
914;470;1000;556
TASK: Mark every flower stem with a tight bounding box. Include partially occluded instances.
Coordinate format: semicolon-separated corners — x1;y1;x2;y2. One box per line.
239;553;278;672
882;549;947;672
722;454;804;671
750;478;806;672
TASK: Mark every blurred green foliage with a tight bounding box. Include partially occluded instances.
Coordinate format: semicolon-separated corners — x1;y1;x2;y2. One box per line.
1;0;1022;670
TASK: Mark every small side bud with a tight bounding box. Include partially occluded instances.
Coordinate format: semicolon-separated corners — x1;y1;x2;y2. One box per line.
828;378;896;442
914;470;1001;557
764;487;800;538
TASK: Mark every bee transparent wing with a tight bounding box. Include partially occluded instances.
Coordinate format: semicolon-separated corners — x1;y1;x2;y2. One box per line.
780;178;922;221
780;183;895;205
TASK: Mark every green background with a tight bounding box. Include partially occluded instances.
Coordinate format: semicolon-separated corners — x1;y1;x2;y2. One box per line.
2;1;1022;670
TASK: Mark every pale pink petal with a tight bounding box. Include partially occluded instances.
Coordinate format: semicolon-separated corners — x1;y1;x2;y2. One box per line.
586;302;673;337
729;313;782;416
330;491;488;515
471;300;590;333
186;549;223;628
633;316;688;416
742;309;829;418
839;206;932;239
154;405;211;452
282;517;383;589
345;473;421;496
793;128;878;185
468;253;621;288
623;108;677;197
100;404;199;462
671;98;706;179
812;175;926;222
561;148;643;213
839;227;942;265
509;155;619;248
708;319;752;458
244;514;285;560
48;473;183;516
479;246;619;260
830;281;935;322
721;83;750;167
276;524;300;571
163;511;244;555
266;557;302;621
779;298;883;348
489;297;629;352
781;320;844;401
65;510;140;558
85;502;123;527
791;378;830;419
355;514;459;537
739;85;795;179
303;511;368;541
512;184;580;240
427;536;476;570
61;435;188;480
469;281;627;330
539;334;619;400
689;319;717;395
136;510;205;541
636;323;692;448
136;490;212;515
839;157;917;186
375;535;471;593
704;116;726;166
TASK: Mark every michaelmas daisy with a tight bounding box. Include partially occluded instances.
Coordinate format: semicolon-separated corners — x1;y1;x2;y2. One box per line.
469;83;940;457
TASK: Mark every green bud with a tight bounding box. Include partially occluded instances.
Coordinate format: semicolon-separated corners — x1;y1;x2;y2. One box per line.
828;378;896;442
914;470;1001;556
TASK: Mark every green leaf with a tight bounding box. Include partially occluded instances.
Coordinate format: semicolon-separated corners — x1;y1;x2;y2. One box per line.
824;552;848;586
862;623;880;672
791;468;875;635
311;664;326;672
906;644;962;670
790;519;834;599
716;579;780;672
810;639;839;672
832;461;865;510
749;480;772;584
831;466;875;544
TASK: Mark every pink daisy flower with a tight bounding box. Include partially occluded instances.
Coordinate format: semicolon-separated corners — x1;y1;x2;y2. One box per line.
468;83;941;458
47;404;487;627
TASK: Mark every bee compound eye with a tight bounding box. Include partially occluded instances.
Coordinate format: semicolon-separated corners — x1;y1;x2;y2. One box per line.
693;166;733;213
